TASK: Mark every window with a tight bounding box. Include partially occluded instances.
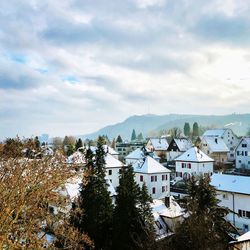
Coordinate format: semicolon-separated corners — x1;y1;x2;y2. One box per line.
152;187;156;194
239;160;241;163
222;193;228;200
245;151;248;156
181;163;185;168
238;209;250;219
162;175;165;181
108;169;112;175
162;186;165;192
242;144;247;148
155;176;157;182
187;163;191;169
140;175;143;182
151;176;154;182
165;174;168;180
110;179;112;183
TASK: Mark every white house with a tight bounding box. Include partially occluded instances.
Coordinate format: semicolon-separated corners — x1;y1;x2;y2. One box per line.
202;128;239;161
175;147;214;180
235;137;250;170
200;136;229;165
132;156;171;199
166;138;193;161
125;147;160;165
146;138;169;158
211;173;250;232
105;154;124;189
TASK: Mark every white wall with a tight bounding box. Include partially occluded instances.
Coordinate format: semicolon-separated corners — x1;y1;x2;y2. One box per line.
236;139;250;169
217;191;250;232
105;167;121;189
176;161;213;179
135;172;170;199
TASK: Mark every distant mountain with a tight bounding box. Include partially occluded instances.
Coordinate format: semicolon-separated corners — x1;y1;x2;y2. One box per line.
80;113;250;140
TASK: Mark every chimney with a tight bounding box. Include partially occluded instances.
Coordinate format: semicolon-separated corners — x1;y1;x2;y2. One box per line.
165;196;170;208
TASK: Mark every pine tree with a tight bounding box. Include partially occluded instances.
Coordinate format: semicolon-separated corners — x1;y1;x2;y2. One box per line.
184;123;191;137
75;138;83;150
192;122;199;137
113;166;156;250
131;129;137;141
116;135;123;143
111;138;116;149
137;132;144;141
171;175;236;250
34;136;40;149
71;138;113;250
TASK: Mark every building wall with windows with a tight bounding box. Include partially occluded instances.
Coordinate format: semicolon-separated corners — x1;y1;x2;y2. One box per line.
175;161;213;179
235;138;250;170
134;172;170;199
217;191;250;232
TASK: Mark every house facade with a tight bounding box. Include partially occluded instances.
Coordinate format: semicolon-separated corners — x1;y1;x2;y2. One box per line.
235;138;250;170
200;136;229;165
211;173;250;232
166;138;192;161
104;154;124;189
202;128;239;161
146;138;169;159
175;147;214;180
132;156;171;199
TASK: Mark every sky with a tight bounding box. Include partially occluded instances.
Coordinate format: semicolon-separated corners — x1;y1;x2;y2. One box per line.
1;0;250;140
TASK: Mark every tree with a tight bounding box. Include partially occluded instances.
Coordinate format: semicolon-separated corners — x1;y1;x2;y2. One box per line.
112;166;156;250
111;138;116;149
192;122;199;137
184;123;191;137
116;135;123;143
0;138;78;248
75;138;83;150
247;127;250;136
72;137;113;250
131;129;137;141
53;137;63;150
137;132;144;141
168;127;182;139
171;175;236;250
34;136;40;149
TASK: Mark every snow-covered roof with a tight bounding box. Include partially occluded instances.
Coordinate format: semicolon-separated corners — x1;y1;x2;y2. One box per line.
203;129;227;137
125;148;160;160
64;176;117;201
132;156;171;174
202;136;229;153
149;138;169;150
65;177;82;201
211;173;250;195
175;147;214;162
237;231;250;242
173;138;193;152
151;197;184;219
67;151;86;164
89;145;119;155
105;154;123;168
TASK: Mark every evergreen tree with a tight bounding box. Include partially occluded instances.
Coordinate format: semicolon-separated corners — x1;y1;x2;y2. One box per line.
75;138;83;150
34;136;40;149
192;122;199;137
184;123;191;137
71;138;113;249
113;166;156;250
111;138;116;149
137;132;144;141
131;129;137;141
116;135;123;143
171;175;236;250
66;144;75;156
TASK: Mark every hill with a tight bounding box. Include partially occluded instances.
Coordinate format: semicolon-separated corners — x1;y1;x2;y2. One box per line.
80;113;250;140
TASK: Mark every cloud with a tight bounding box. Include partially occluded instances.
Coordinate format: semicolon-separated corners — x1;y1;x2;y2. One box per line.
1;0;250;140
